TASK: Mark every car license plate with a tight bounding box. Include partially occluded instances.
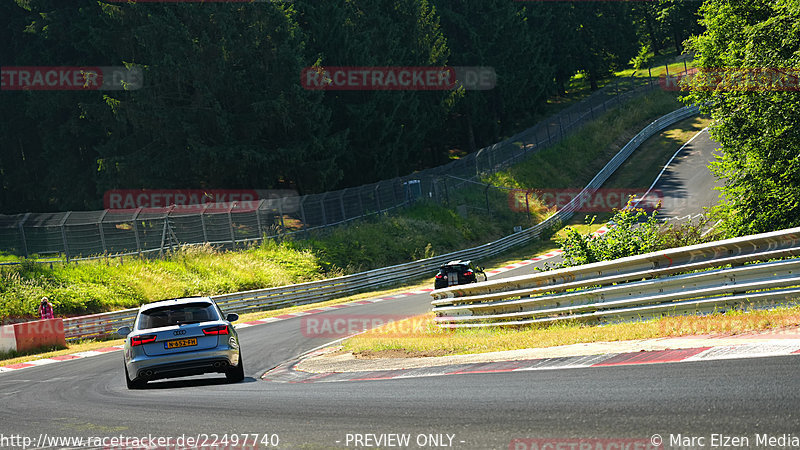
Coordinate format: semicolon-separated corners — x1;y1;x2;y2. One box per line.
165;338;197;349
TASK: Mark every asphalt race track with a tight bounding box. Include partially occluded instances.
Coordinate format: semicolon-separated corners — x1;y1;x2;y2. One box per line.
4;129;795;450
643;128;723;220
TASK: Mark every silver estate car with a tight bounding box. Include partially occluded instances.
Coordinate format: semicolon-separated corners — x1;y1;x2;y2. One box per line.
117;297;243;389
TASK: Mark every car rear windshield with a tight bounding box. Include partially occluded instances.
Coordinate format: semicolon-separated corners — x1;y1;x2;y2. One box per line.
137;302;219;330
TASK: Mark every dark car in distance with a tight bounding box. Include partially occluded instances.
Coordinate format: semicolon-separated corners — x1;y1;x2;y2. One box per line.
434;260;487;290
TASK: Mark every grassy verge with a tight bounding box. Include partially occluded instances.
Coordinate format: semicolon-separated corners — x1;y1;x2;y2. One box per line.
617;60;697;78
340;113;734;358
0;216;602;367
0;100;689;364
0;86;686;329
0;201;536;320
0;241;329;319
487;90;683;191
603;115;713;190
342;306;800;358
0;279;436;367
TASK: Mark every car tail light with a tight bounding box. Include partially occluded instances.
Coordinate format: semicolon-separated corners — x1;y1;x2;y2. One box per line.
131;335;156;347
435;274;446;279
463;271;473;277
203;325;229;336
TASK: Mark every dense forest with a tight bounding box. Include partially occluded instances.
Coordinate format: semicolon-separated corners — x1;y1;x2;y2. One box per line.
0;0;701;213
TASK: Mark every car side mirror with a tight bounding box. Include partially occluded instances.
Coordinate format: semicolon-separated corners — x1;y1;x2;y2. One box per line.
117;326;131;337
226;313;239;323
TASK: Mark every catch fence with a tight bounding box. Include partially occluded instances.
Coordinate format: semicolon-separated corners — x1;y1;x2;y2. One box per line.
1;74;664;261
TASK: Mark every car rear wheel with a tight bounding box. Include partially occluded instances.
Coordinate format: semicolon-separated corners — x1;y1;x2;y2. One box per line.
125;365;147;390
226;355;244;383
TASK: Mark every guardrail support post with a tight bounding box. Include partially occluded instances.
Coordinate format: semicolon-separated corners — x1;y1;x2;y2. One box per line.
374;185;382;213
299;196;308;236
357;187;364;217
200;203;209;243
97;209;108;256
255;199;264;239
339;190;347;223
228;202;237;247
131;208;142;257
320;193;328;225
525;191;531;223
485;184;491;213
276;198;284;234
59;212;71;262
17;213;30;258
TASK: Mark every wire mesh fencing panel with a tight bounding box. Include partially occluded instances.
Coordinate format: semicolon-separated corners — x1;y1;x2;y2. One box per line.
0;74;661;261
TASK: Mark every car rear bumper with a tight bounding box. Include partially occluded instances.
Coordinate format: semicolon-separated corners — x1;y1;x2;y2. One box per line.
126;346;240;381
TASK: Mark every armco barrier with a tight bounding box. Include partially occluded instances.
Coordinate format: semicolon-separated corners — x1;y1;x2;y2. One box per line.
60;105;700;341
431;227;800;327
0;319;66;352
1;76;658;261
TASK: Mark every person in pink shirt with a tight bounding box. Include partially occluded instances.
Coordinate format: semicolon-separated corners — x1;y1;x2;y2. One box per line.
38;297;55;319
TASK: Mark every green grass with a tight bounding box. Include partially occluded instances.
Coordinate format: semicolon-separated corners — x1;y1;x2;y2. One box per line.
604;116;713;190
486;90;684;191
286;201;537;273
0;201;530;320
342;305;800;357
0;88;688;323
504;54;693;138
0;241;327;319
617;60;697;79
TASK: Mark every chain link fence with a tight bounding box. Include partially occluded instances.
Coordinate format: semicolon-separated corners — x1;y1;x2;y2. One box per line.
1;74;663;261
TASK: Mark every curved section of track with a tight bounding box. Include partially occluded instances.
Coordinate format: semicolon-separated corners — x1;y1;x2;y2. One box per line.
5;129;788;449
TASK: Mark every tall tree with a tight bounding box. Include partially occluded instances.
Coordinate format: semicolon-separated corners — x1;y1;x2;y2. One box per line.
656;0;704;54
90;3;345;195
685;0;800;236
0;0;345;213
295;0;457;187
432;0;555;152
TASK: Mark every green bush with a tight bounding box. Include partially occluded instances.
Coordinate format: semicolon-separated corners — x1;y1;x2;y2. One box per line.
558;205;662;267
630;44;654;70
554;205;719;269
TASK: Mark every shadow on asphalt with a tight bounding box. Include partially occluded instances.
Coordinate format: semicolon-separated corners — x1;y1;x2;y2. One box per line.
141;376;258;390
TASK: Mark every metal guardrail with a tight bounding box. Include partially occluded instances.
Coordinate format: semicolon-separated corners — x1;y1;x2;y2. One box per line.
430;227;800;327
62;105;700;340
62;232;545;339
2;75;661;262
